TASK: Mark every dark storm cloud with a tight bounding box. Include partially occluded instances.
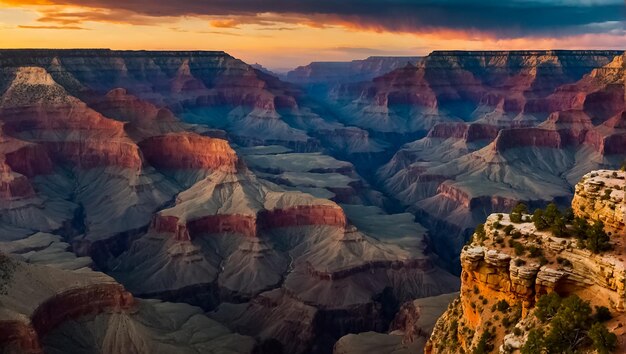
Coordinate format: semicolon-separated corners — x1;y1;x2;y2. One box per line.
22;0;626;37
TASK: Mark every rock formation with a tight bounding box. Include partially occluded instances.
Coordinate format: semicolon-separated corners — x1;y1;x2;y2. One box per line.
2;49;626;354
286;56;423;84
0;234;255;354
426;169;626;353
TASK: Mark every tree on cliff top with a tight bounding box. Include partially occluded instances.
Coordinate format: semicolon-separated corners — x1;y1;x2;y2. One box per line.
524;294;617;353
509;203;528;223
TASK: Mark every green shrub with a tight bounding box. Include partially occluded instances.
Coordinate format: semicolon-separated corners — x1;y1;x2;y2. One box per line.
496;300;510;312
556;257;573;268
535;293;562;322
521;329;544;354
585;221;612;253
474;224;486;241
532;209;548;230
527;245;542;258
510;203;528;223
589;322;617;354
594;306;612;323
513;242;525;256
472;330;494;354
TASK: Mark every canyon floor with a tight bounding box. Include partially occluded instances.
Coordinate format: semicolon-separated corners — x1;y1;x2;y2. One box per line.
0;49;625;354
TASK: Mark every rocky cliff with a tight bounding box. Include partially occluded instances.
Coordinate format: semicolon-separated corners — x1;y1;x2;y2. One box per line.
286;56;423;84
0;233;256;354
426;169;626;353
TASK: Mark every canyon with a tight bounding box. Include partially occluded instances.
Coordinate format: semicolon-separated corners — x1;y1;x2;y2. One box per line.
0;49;625;353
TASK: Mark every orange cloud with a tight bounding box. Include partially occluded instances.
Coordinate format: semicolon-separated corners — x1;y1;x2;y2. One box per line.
209;19;239;28
18;24;87;29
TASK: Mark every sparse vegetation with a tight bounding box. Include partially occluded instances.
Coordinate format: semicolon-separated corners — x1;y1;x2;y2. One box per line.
495;299;509;312
472;330;494;354
556;257;573;268
589;322;618;354
573;218;612;253
514;258;526;267
474;223;486;241
510;203;528;223
523;294;618;353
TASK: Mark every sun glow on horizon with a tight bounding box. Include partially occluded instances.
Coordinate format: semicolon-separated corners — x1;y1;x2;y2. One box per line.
1;0;625;71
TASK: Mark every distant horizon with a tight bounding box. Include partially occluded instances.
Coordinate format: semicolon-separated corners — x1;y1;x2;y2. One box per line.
2;0;625;69
1;47;625;73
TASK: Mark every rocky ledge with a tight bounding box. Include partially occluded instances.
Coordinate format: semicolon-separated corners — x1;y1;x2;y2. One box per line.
426;169;626;353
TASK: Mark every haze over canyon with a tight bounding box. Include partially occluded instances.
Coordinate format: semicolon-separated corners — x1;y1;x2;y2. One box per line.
0;47;622;354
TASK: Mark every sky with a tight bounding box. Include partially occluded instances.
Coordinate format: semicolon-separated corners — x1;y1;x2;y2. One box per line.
0;0;625;71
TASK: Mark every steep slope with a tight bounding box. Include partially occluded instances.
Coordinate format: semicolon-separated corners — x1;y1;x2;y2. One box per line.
330;50;621;136
286;56;423;84
0;50;386;156
377;53;626;269
426;169;626;353
0;238;255;354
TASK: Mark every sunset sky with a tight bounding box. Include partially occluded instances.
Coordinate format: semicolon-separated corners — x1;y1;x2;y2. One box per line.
1;0;625;71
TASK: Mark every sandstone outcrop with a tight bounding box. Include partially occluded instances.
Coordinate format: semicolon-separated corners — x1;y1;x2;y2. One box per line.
426;169;626;353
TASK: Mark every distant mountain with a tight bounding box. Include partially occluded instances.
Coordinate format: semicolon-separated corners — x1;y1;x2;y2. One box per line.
285;56;423;84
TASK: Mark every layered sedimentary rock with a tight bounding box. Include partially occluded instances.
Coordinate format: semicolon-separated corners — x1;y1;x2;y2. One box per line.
110;184;457;352
0;251;254;354
139;133;238;172
5;49;626;354
374;52;626;270
286;56;423;84
332;292;459;354
571;170;626;232
329;51;621;135
426;170;626;353
0;260;134;353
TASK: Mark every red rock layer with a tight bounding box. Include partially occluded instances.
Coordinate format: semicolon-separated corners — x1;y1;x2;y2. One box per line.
138;133;238;172
154;205;346;241
3;144;54;177
91;88;178;124
584;130;626;155
1;104;142;170
493;128;563;151
258;205;347;230
0;284;134;354
358;64;438;109
307;258;433;280
465;124;500;142
427;123;501;143
152;214;258;241
427;123;468;139
31;284;135;338
438;182;519;211
0;321;41;354
0;161;35;200
41;140;141;170
0;67;143;171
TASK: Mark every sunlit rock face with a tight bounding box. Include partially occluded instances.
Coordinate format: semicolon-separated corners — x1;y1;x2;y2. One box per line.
363;51;626;269
1;49;625;354
0;49;461;354
426;170;626;354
